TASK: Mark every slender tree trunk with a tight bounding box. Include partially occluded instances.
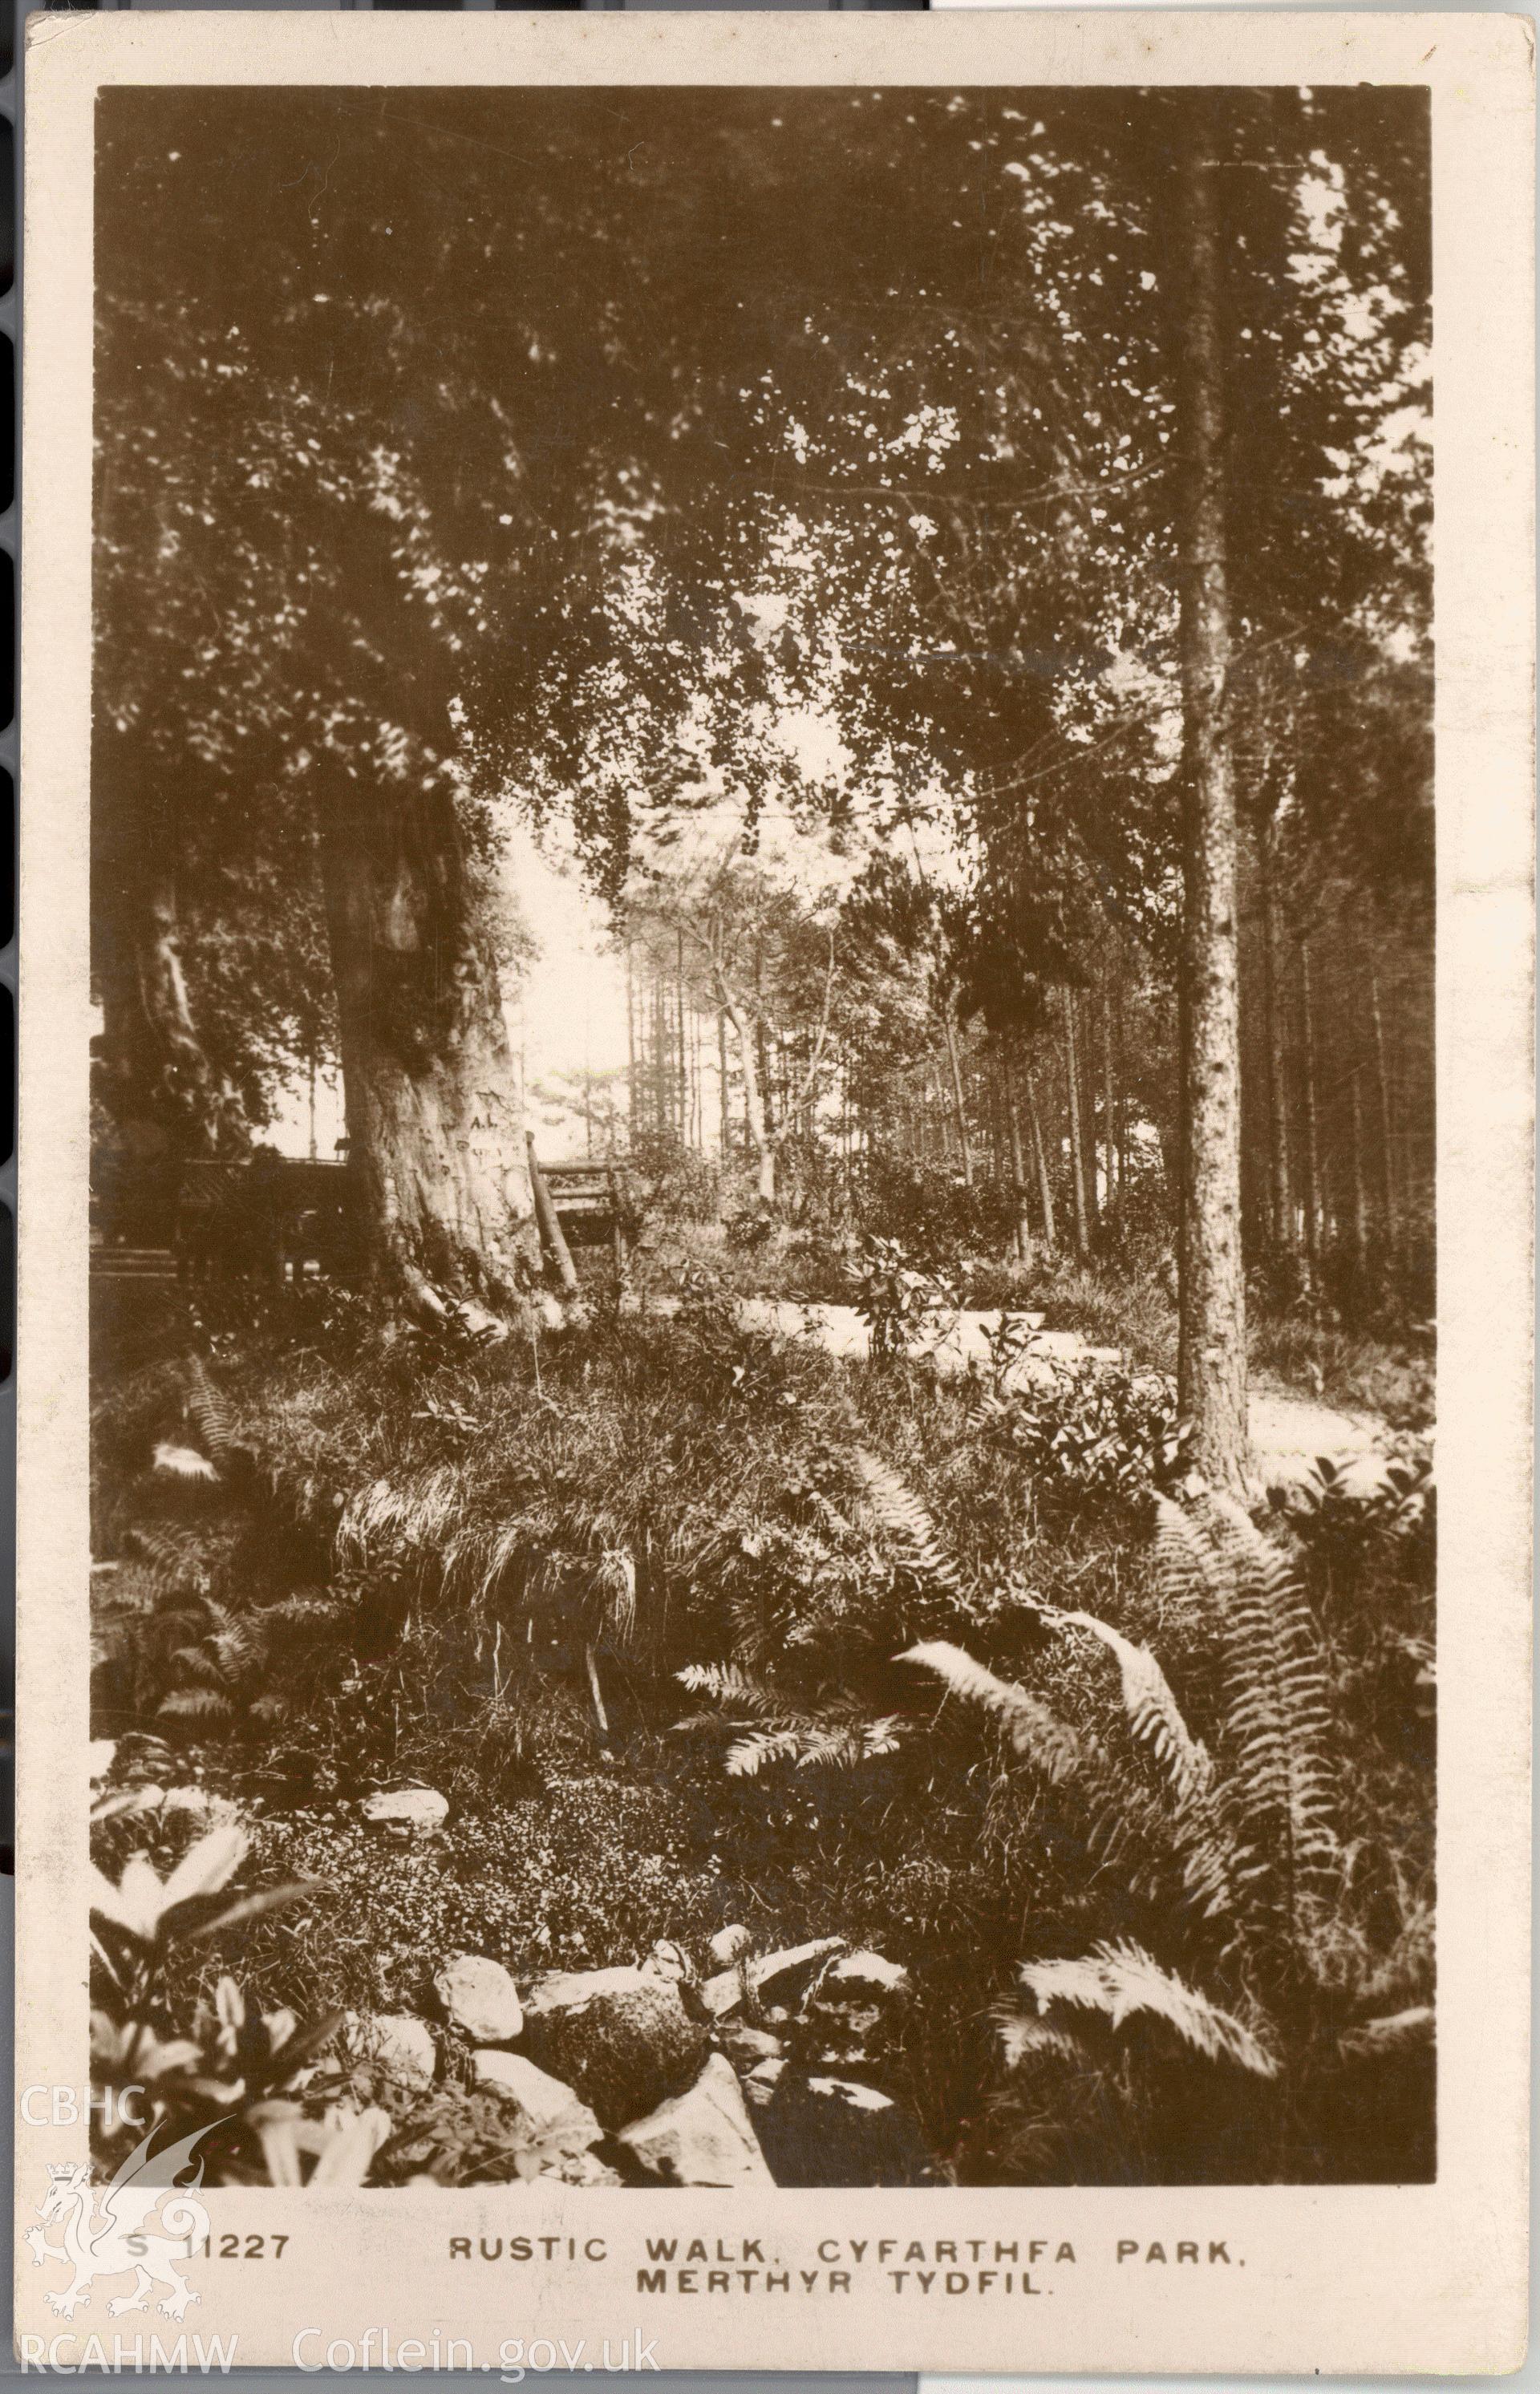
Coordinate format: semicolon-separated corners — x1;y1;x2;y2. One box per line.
1101;980;1119;1213
1062;990;1090;1257
1368;964;1400;1260
1080;992;1102;1238
1259;820;1295;1252
1005;1062;1034;1266
718;1011;731;1162
1114;976;1129;1197
1025;1071;1058;1252
318;782;543;1332
940;1008;974;1185
727;1001;776;1204
680;934;694;1139
1173;139;1250;1490
625;940;636;1141
1299;938;1322;1278
1349;1064;1371;1273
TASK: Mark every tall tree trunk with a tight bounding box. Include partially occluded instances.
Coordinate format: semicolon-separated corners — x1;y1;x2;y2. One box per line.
625;939;637;1140
1173;140;1249;1491
1114;977;1130;1197
1026;1070;1058;1252
1080;991;1102;1238
940;1008;974;1185
676;931;688;1139
1299;938;1323;1278
318;781;544;1333
718;1011;731;1162
1349;1063;1371;1273
1368;964;1400;1261
1005;1061;1034;1266
1101;979;1120;1212
1062;989;1090;1257
1259;818;1295;1252
727;1001;776;1204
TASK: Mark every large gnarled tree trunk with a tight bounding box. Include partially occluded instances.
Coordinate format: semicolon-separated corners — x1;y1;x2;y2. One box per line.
319;779;545;1334
1173;140;1250;1492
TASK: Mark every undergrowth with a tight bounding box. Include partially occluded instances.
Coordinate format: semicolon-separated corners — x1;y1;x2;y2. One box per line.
89;1280;1434;2185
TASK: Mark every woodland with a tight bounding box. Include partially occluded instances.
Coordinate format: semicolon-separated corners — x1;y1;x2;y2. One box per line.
87;87;1435;2193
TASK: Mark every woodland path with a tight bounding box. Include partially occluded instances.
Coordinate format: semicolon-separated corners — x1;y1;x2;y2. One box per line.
732;1298;1393;1494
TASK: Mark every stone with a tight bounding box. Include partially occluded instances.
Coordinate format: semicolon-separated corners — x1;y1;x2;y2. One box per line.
617;2054;772;2187
748;1938;845;2007
642;1939;691;1984
708;1924;752;1967
153;1442;219;1484
698;1969;746;2020
741;2057;785;2112
361;1788;448;1836
521;1966;710;2132
349;2012;437;2091
470;2052;602;2157
822;1951;910;1997
434;1954;524;2046
796;1950;911;2071
719;2022;784;2070
753;2070;937;2187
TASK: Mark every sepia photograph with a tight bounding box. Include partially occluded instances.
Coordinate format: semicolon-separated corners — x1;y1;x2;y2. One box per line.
79;71;1442;2203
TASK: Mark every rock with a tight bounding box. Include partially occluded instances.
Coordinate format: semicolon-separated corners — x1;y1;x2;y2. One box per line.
708;1924;752;1967
797;1950;911;2071
719;2022;784;2070
698;1968;746;2020
153;1442;219;1484
642;1939;691;1985
618;2054;772;2187
748;1938;846;2007
434;1954;524;2046
521;1966;710;2131
470;2052;602;2157
741;2057;785;2112
753;2071;937;2187
348;2012;437;2091
823;1950;910;1997
361;1788;448;1836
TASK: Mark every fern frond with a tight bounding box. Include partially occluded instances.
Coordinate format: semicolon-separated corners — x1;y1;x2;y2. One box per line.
1150;1497;1218;1622
899;1641;1083;1782
1020;1939;1278;2077
724;1728;812;1777
124;1521;213;1599
168;1645;230;1689
158;1687;237;1723
676;1661;780;1719
184;1357;237;1467
995;2008;1092;2070
1205;1495;1342;1954
1056;1609;1212;1804
854;1451;970;1610
1338;2005;1434;2061
1052;1611;1233;1921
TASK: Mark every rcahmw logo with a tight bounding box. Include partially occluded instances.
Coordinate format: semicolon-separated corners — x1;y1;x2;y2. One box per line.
24;2121;218;2325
